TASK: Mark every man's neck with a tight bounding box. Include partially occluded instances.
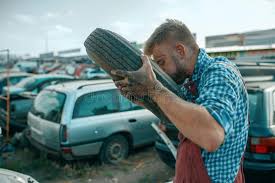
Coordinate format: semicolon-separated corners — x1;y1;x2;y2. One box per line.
188;48;200;76
174;47;200;85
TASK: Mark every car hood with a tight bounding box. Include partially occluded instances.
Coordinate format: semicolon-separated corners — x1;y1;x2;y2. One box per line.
0;168;38;183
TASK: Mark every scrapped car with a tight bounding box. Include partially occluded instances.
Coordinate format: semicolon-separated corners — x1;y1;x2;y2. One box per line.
243;81;275;182
0;168;38;183
14;61;37;73
27;80;159;164
0;72;31;94
80;67;110;79
0;74;74;131
2;74;73;96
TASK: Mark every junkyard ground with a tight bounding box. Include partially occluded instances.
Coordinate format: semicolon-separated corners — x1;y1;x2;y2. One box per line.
1;144;174;183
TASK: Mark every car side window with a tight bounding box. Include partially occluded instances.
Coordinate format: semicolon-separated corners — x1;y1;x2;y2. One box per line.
131;103;144;110
119;94;133;112
9;77;20;85
118;94;144;111
73;89;120;118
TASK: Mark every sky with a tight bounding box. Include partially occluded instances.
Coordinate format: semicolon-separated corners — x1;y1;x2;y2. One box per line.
0;0;275;56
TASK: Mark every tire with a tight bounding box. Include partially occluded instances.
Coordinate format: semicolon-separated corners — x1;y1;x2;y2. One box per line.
99;134;129;164
84;28;181;124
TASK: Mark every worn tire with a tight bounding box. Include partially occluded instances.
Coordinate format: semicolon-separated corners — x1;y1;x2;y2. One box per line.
84;28;181;124
99;134;129;164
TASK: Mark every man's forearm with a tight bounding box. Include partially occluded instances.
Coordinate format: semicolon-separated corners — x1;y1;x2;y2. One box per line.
151;85;225;152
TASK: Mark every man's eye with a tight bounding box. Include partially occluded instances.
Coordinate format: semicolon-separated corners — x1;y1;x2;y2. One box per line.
157;60;164;66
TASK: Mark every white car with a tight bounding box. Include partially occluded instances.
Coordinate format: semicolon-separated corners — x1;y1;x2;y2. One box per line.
27;80;159;164
0;168;39;183
81;68;109;79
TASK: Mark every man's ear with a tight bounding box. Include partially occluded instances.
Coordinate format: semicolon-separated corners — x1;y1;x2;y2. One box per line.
175;43;186;57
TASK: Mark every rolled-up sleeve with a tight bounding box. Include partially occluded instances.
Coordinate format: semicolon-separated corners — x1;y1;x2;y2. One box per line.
195;64;240;139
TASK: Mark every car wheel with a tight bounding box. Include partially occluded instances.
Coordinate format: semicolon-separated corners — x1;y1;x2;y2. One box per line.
100;134;129;164
84;28;180;124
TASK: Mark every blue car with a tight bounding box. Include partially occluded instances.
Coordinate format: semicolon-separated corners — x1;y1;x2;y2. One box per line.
0;72;31;94
0;74;74;131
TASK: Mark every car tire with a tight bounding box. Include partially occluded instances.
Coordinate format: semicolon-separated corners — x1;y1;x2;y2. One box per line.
84;28;181;124
99;134;129;164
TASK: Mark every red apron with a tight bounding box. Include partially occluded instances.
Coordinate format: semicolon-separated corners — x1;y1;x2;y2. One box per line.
173;80;245;183
173;134;245;183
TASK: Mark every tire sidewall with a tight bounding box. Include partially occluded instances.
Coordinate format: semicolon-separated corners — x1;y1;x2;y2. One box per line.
100;134;129;164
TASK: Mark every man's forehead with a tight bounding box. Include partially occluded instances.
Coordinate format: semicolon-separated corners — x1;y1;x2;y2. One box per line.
151;44;167;60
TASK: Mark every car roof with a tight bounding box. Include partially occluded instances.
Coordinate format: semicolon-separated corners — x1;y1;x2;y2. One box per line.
46;79;114;93
246;81;275;90
28;74;73;79
48;79;275;94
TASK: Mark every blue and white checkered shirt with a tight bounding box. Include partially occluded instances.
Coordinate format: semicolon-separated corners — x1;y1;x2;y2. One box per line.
179;49;249;183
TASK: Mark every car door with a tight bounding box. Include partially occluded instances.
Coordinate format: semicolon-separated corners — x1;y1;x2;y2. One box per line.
69;89;123;156
118;94;159;146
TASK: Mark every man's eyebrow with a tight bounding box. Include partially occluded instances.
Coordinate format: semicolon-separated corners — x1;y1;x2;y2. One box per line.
153;54;165;61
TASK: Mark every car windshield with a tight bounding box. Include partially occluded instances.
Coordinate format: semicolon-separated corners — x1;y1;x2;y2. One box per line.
16;77;36;90
248;90;264;124
31;90;66;123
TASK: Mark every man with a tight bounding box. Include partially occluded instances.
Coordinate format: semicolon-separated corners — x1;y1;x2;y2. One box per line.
111;19;249;182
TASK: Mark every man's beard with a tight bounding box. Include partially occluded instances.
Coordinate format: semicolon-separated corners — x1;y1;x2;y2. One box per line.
170;71;186;84
170;54;188;84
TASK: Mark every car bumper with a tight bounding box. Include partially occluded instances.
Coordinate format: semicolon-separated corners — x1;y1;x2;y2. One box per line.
27;133;61;157
244;160;275;171
27;132;103;160
244;151;275;171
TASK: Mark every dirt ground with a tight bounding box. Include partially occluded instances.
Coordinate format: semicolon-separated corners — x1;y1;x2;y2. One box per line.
1;145;174;183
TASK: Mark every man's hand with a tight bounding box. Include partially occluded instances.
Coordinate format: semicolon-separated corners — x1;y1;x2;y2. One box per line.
158;121;167;132
111;55;163;104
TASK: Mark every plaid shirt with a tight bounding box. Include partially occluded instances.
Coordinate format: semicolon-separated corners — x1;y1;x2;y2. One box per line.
179;49;249;182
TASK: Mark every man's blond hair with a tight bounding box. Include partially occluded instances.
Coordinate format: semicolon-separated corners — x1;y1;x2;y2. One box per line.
144;19;198;55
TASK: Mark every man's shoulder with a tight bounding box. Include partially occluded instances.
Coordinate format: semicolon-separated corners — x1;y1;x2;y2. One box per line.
208;56;236;69
202;56;240;79
198;56;245;93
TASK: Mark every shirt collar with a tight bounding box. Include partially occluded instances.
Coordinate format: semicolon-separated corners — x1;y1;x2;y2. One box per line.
191;48;212;83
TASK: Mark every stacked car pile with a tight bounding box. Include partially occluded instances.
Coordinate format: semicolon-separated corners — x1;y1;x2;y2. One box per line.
0;73;159;164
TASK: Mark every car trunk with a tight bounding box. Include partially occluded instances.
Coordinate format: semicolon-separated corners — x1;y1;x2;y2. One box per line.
28;90;66;152
245;89;275;161
247;90;271;136
28;112;61;151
